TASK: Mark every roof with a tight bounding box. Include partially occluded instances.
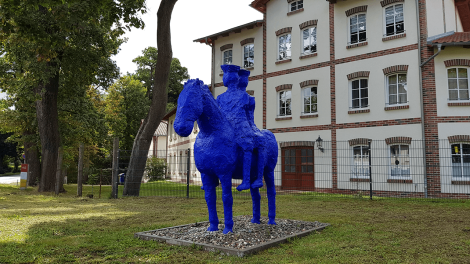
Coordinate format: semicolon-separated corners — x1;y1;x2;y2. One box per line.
193;20;263;45
155;121;168;136
250;0;269;12
162;107;177;121
428;31;470;46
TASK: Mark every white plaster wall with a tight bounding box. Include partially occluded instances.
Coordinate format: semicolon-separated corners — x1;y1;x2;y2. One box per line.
274;130;332;188
438;123;470;194
265;0;331;74
266;66;331;130
213;26;263;85
336;124;425;192
334;0;418;60
433;47;470;117
426;0;463;37
335;50;421;124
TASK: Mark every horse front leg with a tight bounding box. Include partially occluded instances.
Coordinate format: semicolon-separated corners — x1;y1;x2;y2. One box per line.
202;173;219;231
220;176;234;234
250;187;261;224
264;168;277;225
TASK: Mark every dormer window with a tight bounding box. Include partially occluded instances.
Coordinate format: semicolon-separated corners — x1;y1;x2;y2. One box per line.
290;0;303;12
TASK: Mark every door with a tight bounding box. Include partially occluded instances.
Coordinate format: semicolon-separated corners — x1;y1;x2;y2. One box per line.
281;147;315;191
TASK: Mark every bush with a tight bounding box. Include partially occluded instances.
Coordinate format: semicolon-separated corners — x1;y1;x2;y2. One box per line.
145;157;167;181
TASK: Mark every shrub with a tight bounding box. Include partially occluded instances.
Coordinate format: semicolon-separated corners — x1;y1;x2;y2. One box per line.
145;157;167;181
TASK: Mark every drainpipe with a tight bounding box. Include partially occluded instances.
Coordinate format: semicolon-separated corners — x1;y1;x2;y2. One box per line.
420;44;443;67
416;0;427;198
205;37;215;96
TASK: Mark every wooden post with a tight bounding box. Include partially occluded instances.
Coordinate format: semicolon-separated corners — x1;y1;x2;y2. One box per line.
99;169;102;199
112;138;119;199
77;142;84;197
55;147;63;195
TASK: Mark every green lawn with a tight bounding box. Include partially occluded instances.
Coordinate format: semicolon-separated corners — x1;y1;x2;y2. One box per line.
1;183;469;263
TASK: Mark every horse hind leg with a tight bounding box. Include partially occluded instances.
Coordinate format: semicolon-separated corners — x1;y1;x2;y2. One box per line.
202;173;219;231
264;168;277;225
250;187;261;224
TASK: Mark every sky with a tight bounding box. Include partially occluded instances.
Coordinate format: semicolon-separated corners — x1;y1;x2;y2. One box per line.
0;0;262;100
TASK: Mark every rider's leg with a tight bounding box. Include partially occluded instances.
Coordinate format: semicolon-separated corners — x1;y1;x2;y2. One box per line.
236;150;252;191
251;148;265;189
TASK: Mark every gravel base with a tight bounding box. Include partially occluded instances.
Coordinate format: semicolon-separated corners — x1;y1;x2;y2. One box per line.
148;215;329;250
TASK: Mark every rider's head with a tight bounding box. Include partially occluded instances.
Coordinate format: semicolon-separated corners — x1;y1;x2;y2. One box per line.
237;69;250;91
221;64;240;89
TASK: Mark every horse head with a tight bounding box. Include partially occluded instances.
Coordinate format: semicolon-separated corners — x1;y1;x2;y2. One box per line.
174;79;205;137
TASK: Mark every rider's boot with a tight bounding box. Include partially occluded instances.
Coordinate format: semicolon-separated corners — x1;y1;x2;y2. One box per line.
236;151;252;191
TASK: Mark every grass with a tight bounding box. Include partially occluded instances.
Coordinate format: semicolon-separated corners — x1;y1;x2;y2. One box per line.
1;183;469;263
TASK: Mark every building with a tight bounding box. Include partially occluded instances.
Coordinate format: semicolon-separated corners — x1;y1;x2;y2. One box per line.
167;0;470;198
148;120;168;159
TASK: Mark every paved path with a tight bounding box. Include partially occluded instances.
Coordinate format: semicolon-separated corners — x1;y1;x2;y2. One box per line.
0;175;21;184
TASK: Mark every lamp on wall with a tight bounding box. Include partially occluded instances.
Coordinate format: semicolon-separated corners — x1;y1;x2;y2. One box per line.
316;136;324;153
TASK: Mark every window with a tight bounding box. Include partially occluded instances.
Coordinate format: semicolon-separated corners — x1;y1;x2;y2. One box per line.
352;145;370;177
302;87;317;115
279;90;292;116
448;68;469;101
385;4;404;36
302;27;317;55
351;79;368;109
223;50;232;65
290;0;303;12
451;143;470;178
278;34;292;60
349;13;366;44
243;44;254;68
387;73;407;105
390;145;410;177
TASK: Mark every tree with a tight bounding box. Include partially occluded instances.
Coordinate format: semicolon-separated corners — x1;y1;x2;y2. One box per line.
0;0;146;192
105;75;150;151
123;0;178;196
132;46;189;111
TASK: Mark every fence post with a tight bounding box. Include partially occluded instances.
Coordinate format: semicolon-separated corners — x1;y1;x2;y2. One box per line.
368;139;372;200
112;138;119;199
186;148;190;199
77;143;84;197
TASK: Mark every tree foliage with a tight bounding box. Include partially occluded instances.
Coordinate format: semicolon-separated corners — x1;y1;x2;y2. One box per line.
105;75;149;151
0;0;147;192
132;46;189;111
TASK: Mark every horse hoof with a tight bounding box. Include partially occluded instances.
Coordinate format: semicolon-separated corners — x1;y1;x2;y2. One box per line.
251;218;260;224
268;220;277;225
251;181;263;189
236;183;250;191
207;224;219;232
223;228;233;234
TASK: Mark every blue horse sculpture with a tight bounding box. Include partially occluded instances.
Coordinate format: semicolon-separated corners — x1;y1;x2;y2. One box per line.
174;78;278;234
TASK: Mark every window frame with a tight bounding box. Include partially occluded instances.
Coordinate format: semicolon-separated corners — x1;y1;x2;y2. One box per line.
278;89;292;117
389;144;411;179
278;33;292;61
300;26;317;56
451;143;470;179
351;145;370;178
349;78;369;110
348;12;367;45
383;3;405;37
447;67;470;102
242;43;254;69
222;49;233;66
301;86;318;115
385;73;408;106
289;0;303;12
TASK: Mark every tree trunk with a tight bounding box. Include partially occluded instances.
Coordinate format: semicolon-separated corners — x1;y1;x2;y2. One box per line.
35;63;60;193
24;136;41;187
123;0;178;196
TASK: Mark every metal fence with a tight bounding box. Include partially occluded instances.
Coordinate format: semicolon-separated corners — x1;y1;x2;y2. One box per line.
114;139;470;200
